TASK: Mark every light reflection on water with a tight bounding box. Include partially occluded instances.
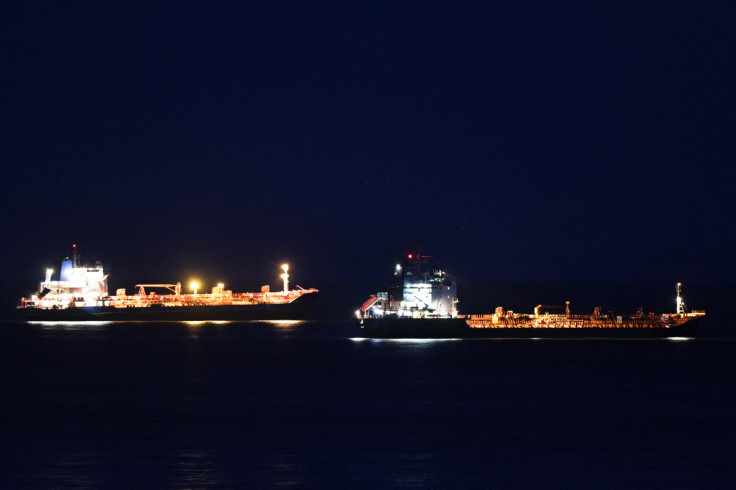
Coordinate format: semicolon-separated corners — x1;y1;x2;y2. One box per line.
39;451;102;488
29;321;112;330
350;337;462;345
371;338;461;343
182;320;232;326
263;454;306;487
173;450;224;488
181;320;304;327
1;318;734;487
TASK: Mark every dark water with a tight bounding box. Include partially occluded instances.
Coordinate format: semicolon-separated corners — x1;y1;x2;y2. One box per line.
1;318;735;488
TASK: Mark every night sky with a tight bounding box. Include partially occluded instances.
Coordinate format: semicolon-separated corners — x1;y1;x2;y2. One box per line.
2;2;735;303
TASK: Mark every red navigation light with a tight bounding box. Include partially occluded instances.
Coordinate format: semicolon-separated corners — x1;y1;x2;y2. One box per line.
73;244;77;247
408;254;413;259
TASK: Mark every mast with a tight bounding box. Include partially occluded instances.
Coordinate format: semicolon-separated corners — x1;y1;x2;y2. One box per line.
676;282;685;315
281;264;289;293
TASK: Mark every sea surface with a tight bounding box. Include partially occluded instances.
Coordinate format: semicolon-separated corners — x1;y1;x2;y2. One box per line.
1;283;735;487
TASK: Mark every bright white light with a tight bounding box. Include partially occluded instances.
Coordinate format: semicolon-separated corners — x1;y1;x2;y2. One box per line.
31;321;112;330
30;321;113;326
217;283;224;289
667;337;692;341
190;282;199;294
282;263;289;273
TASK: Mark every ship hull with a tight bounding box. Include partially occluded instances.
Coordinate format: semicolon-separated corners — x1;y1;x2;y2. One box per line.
19;293;317;322
358;316;700;339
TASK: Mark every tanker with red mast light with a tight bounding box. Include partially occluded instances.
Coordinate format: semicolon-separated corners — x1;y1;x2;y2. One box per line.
356;253;705;338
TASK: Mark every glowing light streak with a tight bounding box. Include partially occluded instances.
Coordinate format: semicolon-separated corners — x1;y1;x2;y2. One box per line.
266;320;303;326
370;338;461;343
29;321;113;326
280;264;289;293
182;320;232;325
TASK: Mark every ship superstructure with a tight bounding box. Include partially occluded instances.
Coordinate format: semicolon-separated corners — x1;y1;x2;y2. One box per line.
359;254;457;319
357;254;705;338
25;245;110;310
18;247;318;321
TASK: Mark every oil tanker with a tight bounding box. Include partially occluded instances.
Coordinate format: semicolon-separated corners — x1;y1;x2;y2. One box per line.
356;254;705;339
18;246;318;321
